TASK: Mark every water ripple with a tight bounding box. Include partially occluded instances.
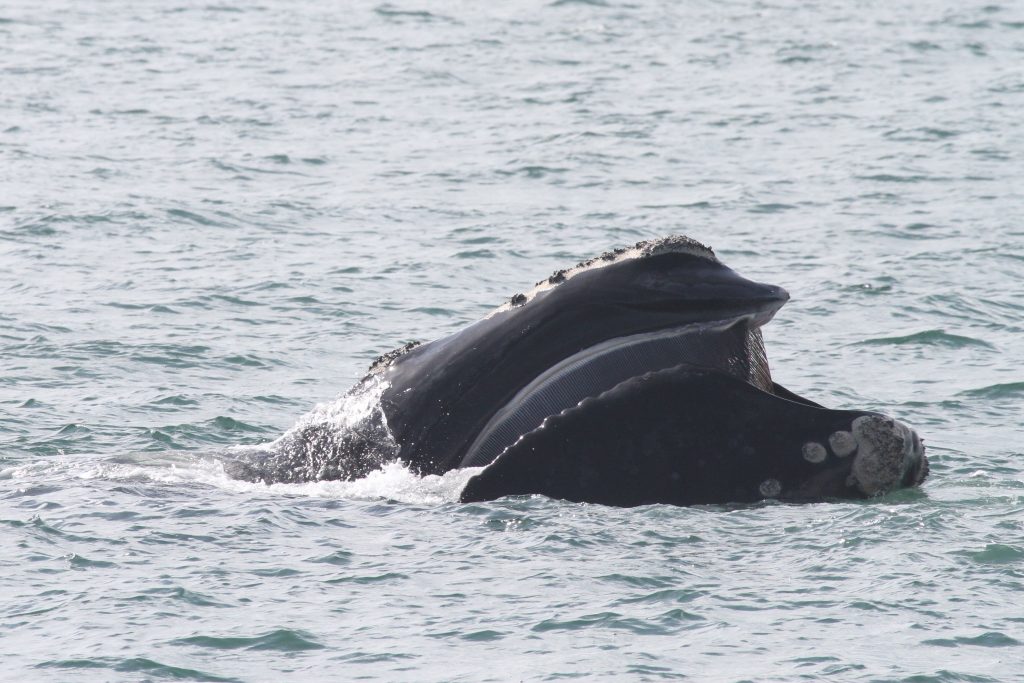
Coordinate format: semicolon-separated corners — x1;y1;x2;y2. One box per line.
2;0;1023;680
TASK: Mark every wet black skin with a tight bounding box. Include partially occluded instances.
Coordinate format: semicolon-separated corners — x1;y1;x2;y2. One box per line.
459;367;928;507
378;251;789;476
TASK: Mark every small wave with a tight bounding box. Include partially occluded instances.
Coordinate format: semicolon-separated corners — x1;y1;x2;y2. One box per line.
374;4;456;23
495;165;568;179
550;0;610;6
856;329;994;349
173;628;325;652
747;203;797;214
958;382;1024;399
453;249;496;259
960;543;1024;565
36;657;240;683
857;173;946;183
921;631;1020;648
166;208;225;227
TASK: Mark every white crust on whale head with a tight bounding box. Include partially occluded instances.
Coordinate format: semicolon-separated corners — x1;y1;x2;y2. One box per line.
759;478;782;498
802;441;827;463
849;415;911;496
490;235;718;316
828;430;856;458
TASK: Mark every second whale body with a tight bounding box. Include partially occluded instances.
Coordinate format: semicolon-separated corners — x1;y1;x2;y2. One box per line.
228;236;928;507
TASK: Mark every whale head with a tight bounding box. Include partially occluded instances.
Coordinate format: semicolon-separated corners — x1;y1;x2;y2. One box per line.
382;236;796;471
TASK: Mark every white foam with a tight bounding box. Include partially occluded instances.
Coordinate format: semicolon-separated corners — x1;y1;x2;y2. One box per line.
262;374;394;452
205;459;482;505
3;454;481;506
3;365;475;506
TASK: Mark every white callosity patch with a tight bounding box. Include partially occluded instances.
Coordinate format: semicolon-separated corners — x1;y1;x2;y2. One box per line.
759;478;782;498
828;430;857;458
849;415;911;496
491;236;717;315
802;441;827;463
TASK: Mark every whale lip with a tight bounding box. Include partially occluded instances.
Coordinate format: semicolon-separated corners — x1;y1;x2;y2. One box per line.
768;284;791;304
906;430;929;487
625;281;790;331
731;282;790;327
745;283;790;321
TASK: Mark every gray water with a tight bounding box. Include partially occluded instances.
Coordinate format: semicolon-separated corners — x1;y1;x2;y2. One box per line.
2;0;1023;680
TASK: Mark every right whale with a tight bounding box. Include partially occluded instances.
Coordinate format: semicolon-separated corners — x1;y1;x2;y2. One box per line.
229;235;928;507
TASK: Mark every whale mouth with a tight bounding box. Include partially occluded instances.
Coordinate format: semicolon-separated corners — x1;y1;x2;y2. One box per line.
629;285;790;321
459;315;775;469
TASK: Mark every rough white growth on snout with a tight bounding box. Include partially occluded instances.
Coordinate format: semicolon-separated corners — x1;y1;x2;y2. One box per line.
828;430;857;458
849;415;907;496
489;236;717;315
802;441;827;463
759;478;782;497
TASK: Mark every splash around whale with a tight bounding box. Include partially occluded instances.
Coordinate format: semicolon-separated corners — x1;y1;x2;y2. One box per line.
226;236;928;507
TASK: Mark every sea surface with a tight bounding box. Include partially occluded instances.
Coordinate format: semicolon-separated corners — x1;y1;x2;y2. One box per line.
2;0;1023;680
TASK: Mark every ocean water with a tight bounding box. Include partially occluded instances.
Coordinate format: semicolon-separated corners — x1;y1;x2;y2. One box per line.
2;0;1023;680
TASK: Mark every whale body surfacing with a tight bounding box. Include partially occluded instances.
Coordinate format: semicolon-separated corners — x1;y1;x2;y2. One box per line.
227;236;928;507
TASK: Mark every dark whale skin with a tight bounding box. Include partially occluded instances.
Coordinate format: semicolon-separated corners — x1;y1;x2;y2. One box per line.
377;244;788;475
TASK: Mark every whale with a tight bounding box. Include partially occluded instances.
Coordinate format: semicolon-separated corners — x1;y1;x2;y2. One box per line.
227;236;928;507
